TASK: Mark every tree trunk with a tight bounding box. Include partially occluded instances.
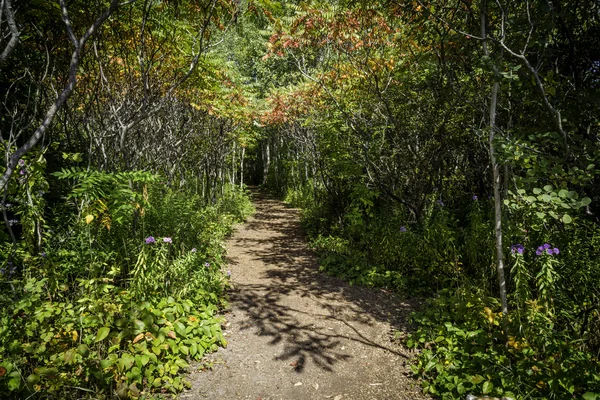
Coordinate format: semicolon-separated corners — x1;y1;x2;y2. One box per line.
481;0;508;314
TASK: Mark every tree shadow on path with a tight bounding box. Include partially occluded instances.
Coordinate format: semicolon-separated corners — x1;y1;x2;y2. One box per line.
225;189;418;374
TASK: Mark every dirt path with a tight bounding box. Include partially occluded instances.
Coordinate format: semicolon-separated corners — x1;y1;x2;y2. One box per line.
184;192;428;400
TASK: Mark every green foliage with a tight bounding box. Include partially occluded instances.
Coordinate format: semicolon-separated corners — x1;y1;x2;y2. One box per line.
405;289;600;400
305;189;485;294
0;170;253;398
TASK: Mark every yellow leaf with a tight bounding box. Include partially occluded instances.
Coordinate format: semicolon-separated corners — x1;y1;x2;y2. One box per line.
85;215;94;224
133;333;145;344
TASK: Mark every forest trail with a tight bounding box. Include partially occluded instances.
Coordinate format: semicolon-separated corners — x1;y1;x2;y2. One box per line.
184;191;429;400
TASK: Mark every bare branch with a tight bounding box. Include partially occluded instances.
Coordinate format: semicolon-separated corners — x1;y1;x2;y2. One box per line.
0;0;19;65
0;0;123;191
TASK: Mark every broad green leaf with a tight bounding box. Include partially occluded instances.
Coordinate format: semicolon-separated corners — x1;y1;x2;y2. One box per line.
482;380;494;394
562;214;572;224
95;327;111;342
583;392;599;400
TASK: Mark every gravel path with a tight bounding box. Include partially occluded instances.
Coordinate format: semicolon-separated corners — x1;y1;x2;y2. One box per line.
184;191;429;400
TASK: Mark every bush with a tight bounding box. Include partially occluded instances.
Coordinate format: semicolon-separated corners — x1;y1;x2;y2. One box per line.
0;170;254;398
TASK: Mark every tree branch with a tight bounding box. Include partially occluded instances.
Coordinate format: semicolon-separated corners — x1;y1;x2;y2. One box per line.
0;0;123;191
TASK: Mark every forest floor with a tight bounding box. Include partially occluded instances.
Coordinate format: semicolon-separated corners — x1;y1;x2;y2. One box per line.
183;191;430;400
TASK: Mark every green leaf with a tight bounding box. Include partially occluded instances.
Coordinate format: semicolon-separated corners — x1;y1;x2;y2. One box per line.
482;380;494;394
583;393;599;400
581;197;592;207
95;327;111;343
562;214;573;224
174;322;187;337
543;185;553;192
533;187;542;194
470;375;484;384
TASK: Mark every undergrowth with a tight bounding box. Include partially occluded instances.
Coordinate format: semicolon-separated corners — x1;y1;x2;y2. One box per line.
0;167;254;399
282;184;600;400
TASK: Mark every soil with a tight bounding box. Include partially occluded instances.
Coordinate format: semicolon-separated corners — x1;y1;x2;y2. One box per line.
183;191;430;400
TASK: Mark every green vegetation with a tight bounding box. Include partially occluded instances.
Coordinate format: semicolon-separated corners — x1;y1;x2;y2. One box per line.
2;0;599;398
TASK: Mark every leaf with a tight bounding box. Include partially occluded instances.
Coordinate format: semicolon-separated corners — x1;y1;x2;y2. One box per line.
482;380;494;394
133;333;145;344
533;187;542;194
562;214;572;224
167;331;177;339
174;322;186;337
140;355;150;366
85;214;94;224
95;327;110;343
470;375;484;384
583;393;599;400
581;197;592;207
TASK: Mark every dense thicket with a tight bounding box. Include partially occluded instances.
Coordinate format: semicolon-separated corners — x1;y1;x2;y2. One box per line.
1;0;599;398
0;0;254;398
246;1;600;399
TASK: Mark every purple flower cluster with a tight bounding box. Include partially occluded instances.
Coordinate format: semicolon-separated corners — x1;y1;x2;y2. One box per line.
0;261;16;276
536;243;559;256
400;226;407;233
145;236;155;244
472;195;478;201
163;237;172;244
18;159;25;167
510;244;524;255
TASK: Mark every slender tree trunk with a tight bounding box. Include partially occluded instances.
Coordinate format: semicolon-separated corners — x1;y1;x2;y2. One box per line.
481;0;508;314
240;146;245;188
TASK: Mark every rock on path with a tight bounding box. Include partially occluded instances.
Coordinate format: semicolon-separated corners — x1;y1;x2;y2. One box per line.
183;191;429;400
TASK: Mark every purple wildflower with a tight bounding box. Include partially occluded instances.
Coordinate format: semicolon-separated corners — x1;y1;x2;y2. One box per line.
510;244;524;255
204;262;210;267
18;159;25;167
436;199;444;207
19;169;26;175
145;236;155;244
191;248;197;253
40;252;47;258
536;244;559;256
472;195;478;201
163;237;172;244
400;226;407;233
226;270;231;277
